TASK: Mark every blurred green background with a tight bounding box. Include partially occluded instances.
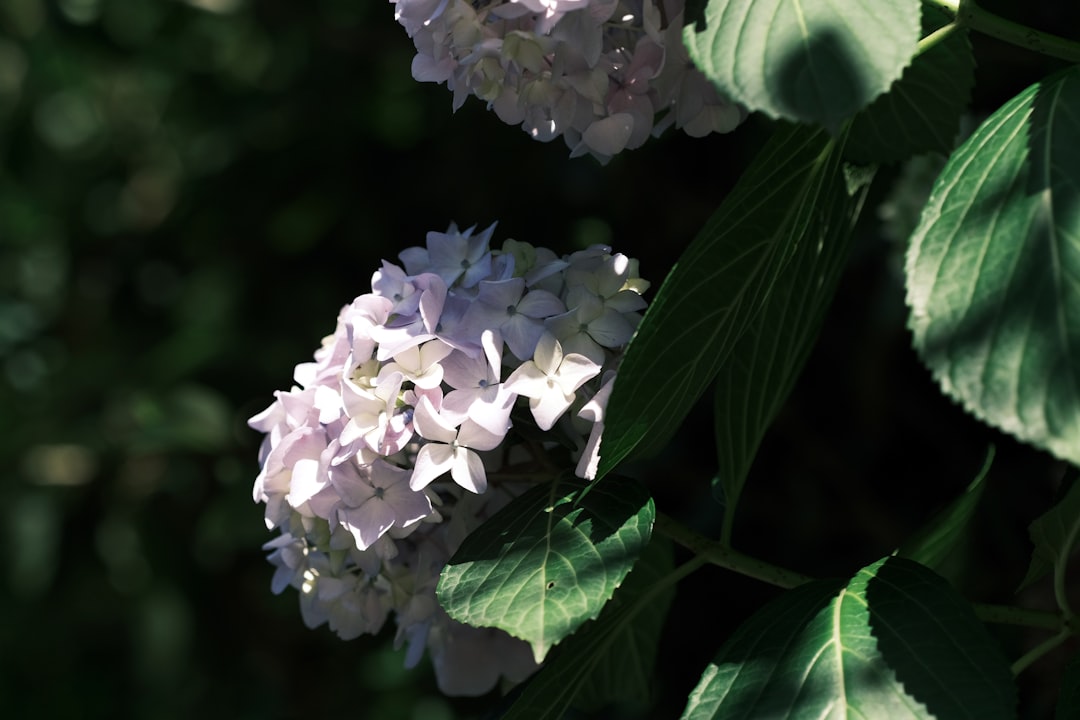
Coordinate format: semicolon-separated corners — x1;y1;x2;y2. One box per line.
1;1;1076;718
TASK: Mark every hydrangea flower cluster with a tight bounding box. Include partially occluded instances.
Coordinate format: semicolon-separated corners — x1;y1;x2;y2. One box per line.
249;223;649;696
391;0;744;162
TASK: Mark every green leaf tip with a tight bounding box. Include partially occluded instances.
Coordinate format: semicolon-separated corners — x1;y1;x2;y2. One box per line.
436;474;655;664
897;445;994;577
682;556;1016;719
1019;475;1080;593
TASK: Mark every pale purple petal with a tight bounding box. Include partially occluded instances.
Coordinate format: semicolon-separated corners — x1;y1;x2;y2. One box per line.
502;362;550;399
382;481;434;528
456;418;505;452
605;289;648;313
398;246;430;275
415;273;448;332
475;277;525;308
287;457;327;508
451;447;488;494
553;352;601;394
532;332;562;372
339;501;397;550
413;396;459;444
440;349;489;391
501;314;547;361
587;307;636;347
410;443;455;490
529;388;575;431
517;288;565;318
575;419;604;480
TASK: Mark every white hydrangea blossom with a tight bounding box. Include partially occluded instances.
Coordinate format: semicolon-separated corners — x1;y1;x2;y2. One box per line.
390;0;745;162
249;222;649;696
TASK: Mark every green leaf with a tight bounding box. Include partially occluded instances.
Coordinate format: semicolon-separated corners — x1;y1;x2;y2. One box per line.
682;556;1016;720
683;0;921;129
572;535;675;712
844;5;975;163
1057;653;1080;720
897;446;993;577
1019;476;1080;590
712;157;872;519
497;536;676;719
599;123;869;480
436;474;654;664
907;65;1080;467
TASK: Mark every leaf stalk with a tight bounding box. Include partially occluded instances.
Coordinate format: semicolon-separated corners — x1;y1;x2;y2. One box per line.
1010;628;1073;676
658;512;1078;638
655;512;813;589
923;0;1080;63
972;602;1065;632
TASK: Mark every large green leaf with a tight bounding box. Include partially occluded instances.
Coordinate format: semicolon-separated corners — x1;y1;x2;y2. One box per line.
599;123;866;480
683;0;921;129
906;66;1080;466
572;535;675;713
497;536;676;719
712;160;872;522
1019;476;1080;591
896;446;993;578
844;5;975;163
436;474;654;663
682;556;1016;719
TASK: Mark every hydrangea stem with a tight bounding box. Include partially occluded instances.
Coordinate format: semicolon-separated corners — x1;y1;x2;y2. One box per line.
917;20;962;55
972;602;1066;632
1010;628;1074;676
922;0;1080;63
655;512;813;589
656;512;1073;638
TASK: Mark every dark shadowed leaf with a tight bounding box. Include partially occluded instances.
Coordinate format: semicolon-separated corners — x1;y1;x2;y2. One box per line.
599;123;869;480
897;446;993;577
845;4;975;163
712;158;872;521
1019;476;1080;591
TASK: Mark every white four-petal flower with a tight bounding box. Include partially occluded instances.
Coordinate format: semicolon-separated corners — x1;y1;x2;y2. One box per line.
410;396;503;493
502;332;600;430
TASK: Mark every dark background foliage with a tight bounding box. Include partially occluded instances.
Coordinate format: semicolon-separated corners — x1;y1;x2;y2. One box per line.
0;1;1076;718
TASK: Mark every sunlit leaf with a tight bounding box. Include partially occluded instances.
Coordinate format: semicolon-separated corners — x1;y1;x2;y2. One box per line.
682;557;1015;719
572;535;675;712
844;5;975;163
683;0;921;129
437;474;654;663
498;536;676;719
906;66;1080;466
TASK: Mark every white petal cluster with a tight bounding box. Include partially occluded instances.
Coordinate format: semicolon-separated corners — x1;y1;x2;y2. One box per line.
249;222;649;695
391;0;745;162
